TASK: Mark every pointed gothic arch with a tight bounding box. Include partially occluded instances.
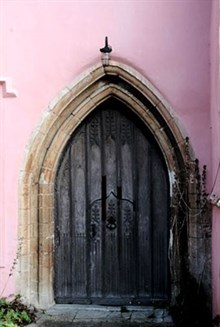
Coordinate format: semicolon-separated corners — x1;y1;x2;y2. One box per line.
17;61;204;308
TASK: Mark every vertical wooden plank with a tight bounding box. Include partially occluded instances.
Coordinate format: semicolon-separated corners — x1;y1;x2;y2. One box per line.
55;148;72;300
105;195;119;297
151;148;169;299
87;114;103;298
103;109;117;195
120;115;133;201
120;201;135;296
70;127;87;298
120;115;136;297
136;130;152;298
102;109;119;297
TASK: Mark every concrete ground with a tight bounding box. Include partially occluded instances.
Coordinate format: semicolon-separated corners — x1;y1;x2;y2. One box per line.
28;304;175;326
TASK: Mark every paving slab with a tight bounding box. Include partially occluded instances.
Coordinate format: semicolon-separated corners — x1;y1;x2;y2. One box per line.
29;322;175;327
28;305;175;327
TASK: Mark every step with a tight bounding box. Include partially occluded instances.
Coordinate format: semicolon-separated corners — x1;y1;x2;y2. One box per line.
28;304;175;327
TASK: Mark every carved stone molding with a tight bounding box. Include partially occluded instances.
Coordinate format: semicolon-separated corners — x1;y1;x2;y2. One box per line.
0;77;17;98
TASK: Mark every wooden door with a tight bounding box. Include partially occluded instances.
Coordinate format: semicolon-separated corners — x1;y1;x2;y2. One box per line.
54;99;169;305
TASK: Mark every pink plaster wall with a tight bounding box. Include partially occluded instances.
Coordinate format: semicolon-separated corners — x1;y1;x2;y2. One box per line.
211;0;220;317
0;0;213;304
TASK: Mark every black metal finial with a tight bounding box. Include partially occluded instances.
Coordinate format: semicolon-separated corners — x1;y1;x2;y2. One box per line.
100;36;112;53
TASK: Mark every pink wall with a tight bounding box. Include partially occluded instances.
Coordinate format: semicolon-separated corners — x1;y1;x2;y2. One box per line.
211;0;220;317
0;0;212;303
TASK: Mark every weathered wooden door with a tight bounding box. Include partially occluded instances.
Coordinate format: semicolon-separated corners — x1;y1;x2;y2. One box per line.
54;99;169;305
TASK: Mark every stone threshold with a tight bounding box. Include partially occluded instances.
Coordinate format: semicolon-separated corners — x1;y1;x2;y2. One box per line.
28;304;175;326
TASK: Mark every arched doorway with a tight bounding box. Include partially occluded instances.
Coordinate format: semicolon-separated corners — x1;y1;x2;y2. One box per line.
18;61;211;310
54;99;169;304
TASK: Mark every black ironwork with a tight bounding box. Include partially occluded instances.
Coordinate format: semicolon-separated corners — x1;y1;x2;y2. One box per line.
100;36;112;53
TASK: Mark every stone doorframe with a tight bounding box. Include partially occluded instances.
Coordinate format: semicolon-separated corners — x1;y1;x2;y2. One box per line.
17;60;205;309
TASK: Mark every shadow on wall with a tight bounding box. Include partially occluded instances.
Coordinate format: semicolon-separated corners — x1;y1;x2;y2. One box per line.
170;273;212;327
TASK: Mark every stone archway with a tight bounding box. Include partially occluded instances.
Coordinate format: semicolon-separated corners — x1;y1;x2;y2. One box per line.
17;61;210;309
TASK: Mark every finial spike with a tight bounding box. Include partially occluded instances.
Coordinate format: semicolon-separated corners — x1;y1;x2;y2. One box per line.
100;36;112;53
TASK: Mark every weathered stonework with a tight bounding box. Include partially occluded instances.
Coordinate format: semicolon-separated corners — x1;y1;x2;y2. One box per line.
17;61;211;313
